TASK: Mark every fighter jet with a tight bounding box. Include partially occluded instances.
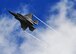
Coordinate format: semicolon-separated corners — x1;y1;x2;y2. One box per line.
8;10;38;31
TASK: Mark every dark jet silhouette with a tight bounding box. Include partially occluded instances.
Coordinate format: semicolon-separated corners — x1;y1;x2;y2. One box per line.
8;10;38;31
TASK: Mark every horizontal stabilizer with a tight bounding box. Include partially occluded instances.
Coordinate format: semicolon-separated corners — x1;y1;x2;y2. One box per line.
34;20;38;24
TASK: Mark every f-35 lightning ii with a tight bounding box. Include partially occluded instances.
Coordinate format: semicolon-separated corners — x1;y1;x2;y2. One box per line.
8;10;38;31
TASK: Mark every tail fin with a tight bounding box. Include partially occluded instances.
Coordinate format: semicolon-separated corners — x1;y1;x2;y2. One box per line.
29;26;35;31
33;20;38;24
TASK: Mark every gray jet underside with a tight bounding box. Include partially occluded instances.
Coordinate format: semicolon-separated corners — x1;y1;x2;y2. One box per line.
8;10;38;31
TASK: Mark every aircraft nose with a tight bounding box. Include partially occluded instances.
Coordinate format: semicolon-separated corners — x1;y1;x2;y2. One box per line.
8;10;17;16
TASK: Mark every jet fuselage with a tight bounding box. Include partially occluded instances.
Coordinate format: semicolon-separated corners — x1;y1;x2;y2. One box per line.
14;13;34;26
8;10;37;31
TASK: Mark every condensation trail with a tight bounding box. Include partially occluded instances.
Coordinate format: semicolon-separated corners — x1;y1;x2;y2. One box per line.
24;31;48;45
33;14;57;32
33;14;62;34
33;14;70;37
25;31;41;41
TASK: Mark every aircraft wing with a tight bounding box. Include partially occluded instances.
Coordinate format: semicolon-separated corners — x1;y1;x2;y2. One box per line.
20;20;28;30
24;13;32;19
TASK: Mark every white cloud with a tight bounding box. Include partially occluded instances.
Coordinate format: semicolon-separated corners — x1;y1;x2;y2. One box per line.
38;0;76;54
